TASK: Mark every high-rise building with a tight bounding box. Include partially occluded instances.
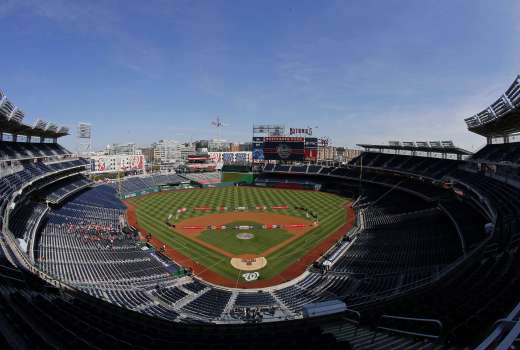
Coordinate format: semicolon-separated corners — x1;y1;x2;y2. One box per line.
136;147;155;164
179;143;196;161
318;145;337;161
336;148;362;162
105;143;137;155
154;139;180;162
154;140;195;163
208;139;232;152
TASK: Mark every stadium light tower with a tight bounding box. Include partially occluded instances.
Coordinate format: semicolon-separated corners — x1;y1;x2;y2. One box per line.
77;122;92;156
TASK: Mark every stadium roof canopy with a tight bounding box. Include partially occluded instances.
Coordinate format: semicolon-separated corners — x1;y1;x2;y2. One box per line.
357;141;473;156
464;75;520;137
0;89;69;139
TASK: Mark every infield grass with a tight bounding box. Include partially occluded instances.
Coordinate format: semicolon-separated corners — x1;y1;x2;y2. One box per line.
198;221;293;256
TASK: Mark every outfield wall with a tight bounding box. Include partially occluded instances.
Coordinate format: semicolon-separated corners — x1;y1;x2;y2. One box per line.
255;178;321;191
122;188;160;199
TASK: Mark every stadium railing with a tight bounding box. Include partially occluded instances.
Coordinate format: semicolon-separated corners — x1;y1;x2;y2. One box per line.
376;314;443;340
475;301;520;350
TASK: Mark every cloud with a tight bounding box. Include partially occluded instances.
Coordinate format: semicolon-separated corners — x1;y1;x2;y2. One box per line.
0;0;117;29
276;44;332;91
328;79;508;151
0;0;21;17
1;0;170;78
318;103;348;112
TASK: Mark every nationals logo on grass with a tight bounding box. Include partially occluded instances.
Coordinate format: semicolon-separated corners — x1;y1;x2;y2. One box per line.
242;272;260;282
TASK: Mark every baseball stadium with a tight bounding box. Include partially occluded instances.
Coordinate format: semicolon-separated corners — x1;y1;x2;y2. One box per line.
1;3;520;349
1;75;520;349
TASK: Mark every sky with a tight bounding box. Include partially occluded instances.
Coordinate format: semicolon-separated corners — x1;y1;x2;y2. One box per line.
0;0;518;152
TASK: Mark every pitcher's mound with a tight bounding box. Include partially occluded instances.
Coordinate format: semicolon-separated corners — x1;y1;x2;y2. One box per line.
236;232;254;240
230;254;267;271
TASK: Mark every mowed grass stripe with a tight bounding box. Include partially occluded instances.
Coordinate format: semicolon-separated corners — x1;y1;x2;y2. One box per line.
130;187;349;281
137;213;237;279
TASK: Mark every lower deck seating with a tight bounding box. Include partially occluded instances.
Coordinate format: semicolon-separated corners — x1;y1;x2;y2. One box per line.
181;288;232;319
235;292;276;307
274;274;335;312
183;280;207;293
109;173;187;196
36;187;178;313
153;287;188;305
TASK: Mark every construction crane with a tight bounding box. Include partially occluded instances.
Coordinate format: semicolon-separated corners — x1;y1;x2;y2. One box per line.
211;116;228;141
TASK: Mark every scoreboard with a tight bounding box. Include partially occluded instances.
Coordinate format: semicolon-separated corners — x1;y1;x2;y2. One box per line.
263;137;305;161
252;136;318;162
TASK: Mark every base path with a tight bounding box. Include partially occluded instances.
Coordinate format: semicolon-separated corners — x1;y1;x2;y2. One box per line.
125;200;355;289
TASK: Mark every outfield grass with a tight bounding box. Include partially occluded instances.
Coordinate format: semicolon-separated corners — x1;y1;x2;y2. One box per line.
128;187;349;281
198;221;293;256
221;172;254;184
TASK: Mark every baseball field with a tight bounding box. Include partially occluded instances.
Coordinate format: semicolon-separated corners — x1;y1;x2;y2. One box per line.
125;186;353;288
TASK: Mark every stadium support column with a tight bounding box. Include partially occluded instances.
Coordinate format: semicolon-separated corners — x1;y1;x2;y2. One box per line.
358;153;364;198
